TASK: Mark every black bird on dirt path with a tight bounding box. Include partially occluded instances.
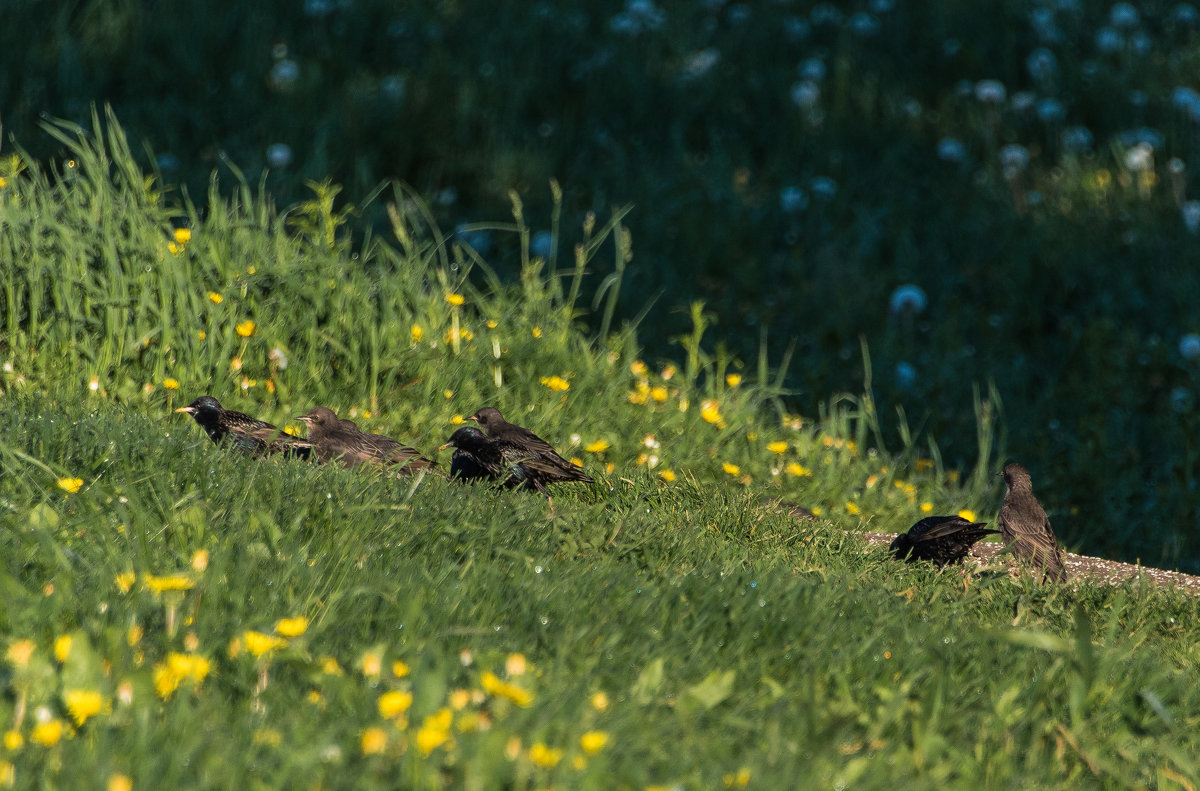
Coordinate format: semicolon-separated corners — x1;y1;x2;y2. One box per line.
297;406;436;474
467;407;593;500
997;462;1068;583
889;515;999;568
175;395;312;458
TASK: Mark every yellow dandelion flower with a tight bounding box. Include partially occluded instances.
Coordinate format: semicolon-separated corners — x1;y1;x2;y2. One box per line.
584;439;610;453
846;501;861;515
505;653;527;677
529;743;563;768
915;458;934;473
445;292;465;306
207;291;223;304
580;731;609;754
410;324;424;343
360;650;383;678
190;550;209;572
958;509;977;522
486;319;498;329
63;689;106;726
722;462;740;476
725;373;742;387
144;574;194;593
361;727;388;755
7;639;35;669
162;377;179;390
114;572;136;593
659;470;676;483
57;477;83;494
235;320;256;338
174;228;192;245
377;690;413;719
242;630;287;657
531;326;542;338
700;399;725;428
449;689;471;710
540;375;570;392
388;659;409;678
811;506;824;517
644;385;667;402
767;441;788;454
628;390;648;405
53;635;72;663
785;463;811;477
319;656;343;675
451;414;465;425
505;736;523;760
169;652;210;683
273;617;308;638
167;241;182;255
661;363;677;380
416;710;454;755
197;330;206;340
920;501;934;513
0;762;11;787
443;389;454;400
723;767;752;788
480;671;534;706
30;719;63;747
630;360;648;376
126;625;142;647
4;730;23;750
107;774;133;791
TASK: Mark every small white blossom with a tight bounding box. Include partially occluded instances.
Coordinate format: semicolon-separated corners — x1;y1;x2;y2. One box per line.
974;79;1007;104
936;137;966;163
790;81;820;110
1110;2;1139;28
266;143;293;168
889;284;927;315
1182;201;1200;233
1179;333;1200;360
1123;142;1153;172
779;186;809;213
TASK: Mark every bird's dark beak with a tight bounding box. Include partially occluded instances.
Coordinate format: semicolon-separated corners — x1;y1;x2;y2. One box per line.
175;407;195;414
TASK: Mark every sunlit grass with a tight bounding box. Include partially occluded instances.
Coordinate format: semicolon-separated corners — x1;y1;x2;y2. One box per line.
2;122;1200;788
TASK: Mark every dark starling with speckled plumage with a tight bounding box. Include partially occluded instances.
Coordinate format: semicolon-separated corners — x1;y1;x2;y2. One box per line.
468;406;593;496
175;395;312;458
297;406;436;474
997;462;1067;583
439;426;503;483
889;515;999;568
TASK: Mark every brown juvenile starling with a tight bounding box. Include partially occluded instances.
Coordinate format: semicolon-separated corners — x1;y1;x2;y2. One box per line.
468;406;594;498
889;515;999;568
175;395;312;458
997;462;1068;582
296;406;436;474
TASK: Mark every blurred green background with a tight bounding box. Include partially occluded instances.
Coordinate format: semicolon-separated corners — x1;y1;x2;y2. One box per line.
5;0;1200;570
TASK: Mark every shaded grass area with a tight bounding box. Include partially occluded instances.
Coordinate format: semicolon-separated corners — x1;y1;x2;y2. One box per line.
3;396;1200;788
7;0;1200;571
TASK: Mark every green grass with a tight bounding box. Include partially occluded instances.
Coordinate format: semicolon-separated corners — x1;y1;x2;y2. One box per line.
3;123;1200;788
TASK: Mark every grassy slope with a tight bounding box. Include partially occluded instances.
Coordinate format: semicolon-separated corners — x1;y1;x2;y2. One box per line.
2;125;1199;788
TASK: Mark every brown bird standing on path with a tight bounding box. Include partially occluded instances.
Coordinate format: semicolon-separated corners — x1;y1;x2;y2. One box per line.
997;462;1068;582
889;515;999;568
468;407;593;502
297;406;436;474
175;395;312;458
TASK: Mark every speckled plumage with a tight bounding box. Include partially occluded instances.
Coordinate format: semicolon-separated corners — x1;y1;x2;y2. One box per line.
889;516;999;568
297;406;436;474
467;406;594;494
997;462;1067;583
176;395;312;458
